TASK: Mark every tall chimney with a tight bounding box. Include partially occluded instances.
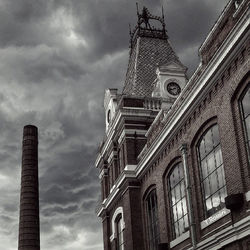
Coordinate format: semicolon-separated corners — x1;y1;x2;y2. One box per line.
18;125;40;250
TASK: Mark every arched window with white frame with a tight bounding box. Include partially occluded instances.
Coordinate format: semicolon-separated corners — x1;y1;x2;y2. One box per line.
110;207;125;250
197;124;227;218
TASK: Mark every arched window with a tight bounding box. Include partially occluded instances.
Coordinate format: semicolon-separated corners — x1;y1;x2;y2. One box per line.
168;162;189;239
240;85;250;161
110;207;125;249
197;124;227;218
145;189;160;250
116;215;124;250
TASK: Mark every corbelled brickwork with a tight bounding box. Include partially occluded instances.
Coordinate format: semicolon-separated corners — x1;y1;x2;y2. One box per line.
18;125;40;250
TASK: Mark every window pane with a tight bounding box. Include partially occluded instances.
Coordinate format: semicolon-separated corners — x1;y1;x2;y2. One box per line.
217;166;225;188
171;190;176;205
210;171;218;194
178;218;184;235
175;186;181;203
211;192;220;210
203;178;211;198
242;88;250;118
170;168;179;188
215;147;223;167
219;186;227;204
206;198;212;215
212;125;220;147
201;159;208;179
184;215;189;231
199;139;206;159
182;198;187;215
180;181;185;198
174;222;179;237
176;201;183;219
245;115;250;138
178;165;184;181
207;152;216;174
204;129;213;154
173;205;177;221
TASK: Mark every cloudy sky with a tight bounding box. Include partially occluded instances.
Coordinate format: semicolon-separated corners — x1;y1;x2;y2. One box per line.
0;0;229;249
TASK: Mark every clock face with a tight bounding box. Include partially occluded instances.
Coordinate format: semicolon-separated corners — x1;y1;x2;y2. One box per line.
167;82;181;96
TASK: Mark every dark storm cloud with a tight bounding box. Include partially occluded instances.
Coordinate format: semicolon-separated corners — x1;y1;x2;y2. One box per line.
0;0;52;47
0;0;230;249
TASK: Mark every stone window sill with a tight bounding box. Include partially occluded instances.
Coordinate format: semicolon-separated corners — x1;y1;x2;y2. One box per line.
200;208;230;229
170;230;190;248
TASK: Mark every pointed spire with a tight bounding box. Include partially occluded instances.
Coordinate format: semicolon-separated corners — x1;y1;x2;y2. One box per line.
162;5;166;37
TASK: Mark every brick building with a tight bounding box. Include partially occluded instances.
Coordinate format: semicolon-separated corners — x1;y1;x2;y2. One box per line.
95;1;250;249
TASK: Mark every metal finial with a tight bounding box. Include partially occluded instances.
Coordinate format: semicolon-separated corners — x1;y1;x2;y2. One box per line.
136;2;139;15
162;5;165;21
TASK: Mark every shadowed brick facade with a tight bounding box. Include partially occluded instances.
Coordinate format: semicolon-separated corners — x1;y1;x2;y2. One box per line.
96;1;250;250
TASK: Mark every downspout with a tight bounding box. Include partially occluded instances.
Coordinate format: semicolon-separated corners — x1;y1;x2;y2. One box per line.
180;144;197;249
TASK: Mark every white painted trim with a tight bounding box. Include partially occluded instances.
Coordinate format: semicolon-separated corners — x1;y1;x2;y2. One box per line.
245;190;250;202
201;208;230;229
124;165;137;171
118;130;125;144
95;153;102;168
107;151;114;163
170;231;190;248
110;184;116;194
98;169;104;179
122;107;145;110
98;169;108;179
110;206;125;242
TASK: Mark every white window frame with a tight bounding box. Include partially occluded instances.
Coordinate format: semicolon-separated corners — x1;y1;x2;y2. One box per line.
110;207;125;242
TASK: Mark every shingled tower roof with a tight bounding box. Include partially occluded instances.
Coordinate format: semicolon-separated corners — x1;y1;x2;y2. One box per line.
122;6;182;97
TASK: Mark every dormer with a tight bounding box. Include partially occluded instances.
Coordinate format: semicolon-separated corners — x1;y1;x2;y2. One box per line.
152;61;188;109
104;89;118;132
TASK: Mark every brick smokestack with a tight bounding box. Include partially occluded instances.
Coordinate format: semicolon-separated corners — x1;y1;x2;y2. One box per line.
18;125;40;250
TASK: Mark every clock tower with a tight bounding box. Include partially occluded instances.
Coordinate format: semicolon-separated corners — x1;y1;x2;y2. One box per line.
96;5;187;250
152;61;188;109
